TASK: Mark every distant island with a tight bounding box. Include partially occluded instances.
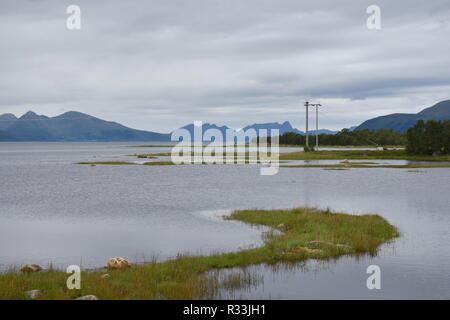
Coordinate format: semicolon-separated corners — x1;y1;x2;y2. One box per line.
0;100;449;142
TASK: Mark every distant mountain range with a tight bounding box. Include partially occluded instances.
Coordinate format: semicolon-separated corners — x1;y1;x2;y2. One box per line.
1;100;448;141
0;111;337;142
242;121;337;136
0;111;170;141
356;100;450;132
179;121;338;141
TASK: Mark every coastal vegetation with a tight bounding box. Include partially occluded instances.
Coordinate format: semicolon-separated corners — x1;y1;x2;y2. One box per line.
129;152;172;157
0;207;398;300
280;163;450;169
127;145;174;148
77;161;138;165
279;128;406;147
143;161;176;166
129;145;450;162
78;149;450;167
279;149;450;162
77;161;176;166
406;120;450;155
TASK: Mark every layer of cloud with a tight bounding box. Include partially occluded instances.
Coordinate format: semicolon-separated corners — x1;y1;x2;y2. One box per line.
0;0;449;131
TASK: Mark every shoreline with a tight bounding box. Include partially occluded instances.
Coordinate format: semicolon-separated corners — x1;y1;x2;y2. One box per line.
0;207;399;300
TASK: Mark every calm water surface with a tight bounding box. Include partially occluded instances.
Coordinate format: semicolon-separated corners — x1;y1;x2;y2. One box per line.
0;142;449;299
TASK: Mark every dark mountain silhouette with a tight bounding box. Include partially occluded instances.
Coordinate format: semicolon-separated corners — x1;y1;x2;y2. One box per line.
356;100;450;132
0;130;16;141
1;111;170;141
0;111;340;142
177;121;338;141
2;100;448;141
0;113;18;131
244;121;338;135
243;121;304;135
178;123;231;141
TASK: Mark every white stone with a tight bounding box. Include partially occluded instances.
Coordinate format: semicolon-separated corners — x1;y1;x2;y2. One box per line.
25;290;41;299
75;295;98;300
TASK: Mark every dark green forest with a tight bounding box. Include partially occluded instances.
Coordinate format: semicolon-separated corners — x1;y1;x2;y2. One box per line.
406;120;450;155
278;128;406;147
276;120;450;156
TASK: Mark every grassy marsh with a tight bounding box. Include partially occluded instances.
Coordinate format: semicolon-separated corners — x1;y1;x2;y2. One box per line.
77;161;177;166
132;149;450;162
78;149;450;168
279;149;450;161
279;145;405;149
129;152;172;157
127;145;174;148
280;163;450;169
77;161;138;165
143;161;176;166
0;207;398;300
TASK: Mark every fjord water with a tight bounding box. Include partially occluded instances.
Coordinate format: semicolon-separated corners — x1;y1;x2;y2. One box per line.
0;142;449;299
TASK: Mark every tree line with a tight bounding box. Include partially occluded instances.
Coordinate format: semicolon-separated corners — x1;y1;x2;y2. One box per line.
278;128;406;147
406;120;450;155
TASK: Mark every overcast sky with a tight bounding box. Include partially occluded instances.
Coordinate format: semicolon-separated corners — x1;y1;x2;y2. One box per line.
0;0;449;132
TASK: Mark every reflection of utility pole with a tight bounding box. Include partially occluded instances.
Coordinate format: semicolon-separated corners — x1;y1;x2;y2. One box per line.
304;101;321;149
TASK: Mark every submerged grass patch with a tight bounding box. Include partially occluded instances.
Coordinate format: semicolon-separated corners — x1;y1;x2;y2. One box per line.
143;161;176;166
129;152;172;157
0;207;398;300
127;145;174;148
77;161;177;166
77;161;137;165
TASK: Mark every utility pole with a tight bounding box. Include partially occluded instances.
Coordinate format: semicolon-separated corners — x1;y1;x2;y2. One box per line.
304;101;309;147
304;100;321;149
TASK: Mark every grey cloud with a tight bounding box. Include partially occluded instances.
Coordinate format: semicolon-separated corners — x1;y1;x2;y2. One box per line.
0;0;449;132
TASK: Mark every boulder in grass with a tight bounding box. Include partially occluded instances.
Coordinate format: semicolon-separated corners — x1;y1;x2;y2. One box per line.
20;264;43;273
107;257;132;270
